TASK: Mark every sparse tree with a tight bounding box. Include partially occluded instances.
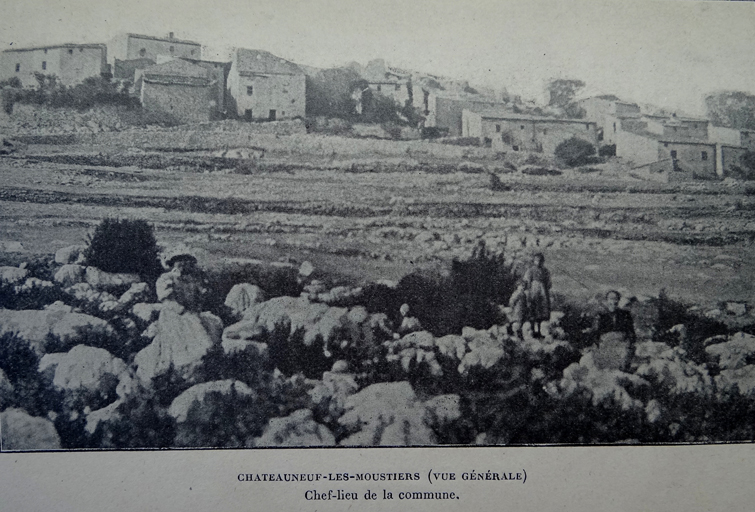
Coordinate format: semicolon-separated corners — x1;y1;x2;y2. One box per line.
705;91;755;130
547;78;586;118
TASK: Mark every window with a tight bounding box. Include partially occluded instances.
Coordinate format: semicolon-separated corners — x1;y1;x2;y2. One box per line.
395;84;401;91
291;99;296;104
585;124;590;130
42;61;46;70
15;63;20;72
377;85;382;92
613;122;616;132
670;150;677;159
512;145;519;151
44;49;48;54
701;151;708;161
664;143;668;147
495;124;501;133
169;46;175;53
246;86;253;96
244;109;253;121
520;125;525;130
543;128;547;135
68;49;73;55
139;48;146;57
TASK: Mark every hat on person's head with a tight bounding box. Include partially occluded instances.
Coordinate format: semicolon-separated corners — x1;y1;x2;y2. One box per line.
161;244;198;269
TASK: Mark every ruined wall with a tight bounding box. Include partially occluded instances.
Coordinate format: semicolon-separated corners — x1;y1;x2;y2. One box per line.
659;141;717;179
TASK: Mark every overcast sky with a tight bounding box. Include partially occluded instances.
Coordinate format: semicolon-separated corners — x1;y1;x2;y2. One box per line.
1;0;754;114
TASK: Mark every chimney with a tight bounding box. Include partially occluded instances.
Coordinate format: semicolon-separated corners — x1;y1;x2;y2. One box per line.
169;32;174;39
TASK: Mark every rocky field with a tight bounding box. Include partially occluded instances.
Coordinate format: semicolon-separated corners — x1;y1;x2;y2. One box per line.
1;127;754;449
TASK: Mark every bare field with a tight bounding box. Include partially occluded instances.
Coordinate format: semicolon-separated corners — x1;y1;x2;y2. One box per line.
1;138;754;307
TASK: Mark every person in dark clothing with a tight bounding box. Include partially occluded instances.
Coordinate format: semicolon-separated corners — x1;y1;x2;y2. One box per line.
594;290;636;344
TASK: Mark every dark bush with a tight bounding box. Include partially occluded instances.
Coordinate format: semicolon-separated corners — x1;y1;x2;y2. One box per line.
555;137;598;167
599;144;617;157
84;218;162;279
6;74;139;112
0;332;61;417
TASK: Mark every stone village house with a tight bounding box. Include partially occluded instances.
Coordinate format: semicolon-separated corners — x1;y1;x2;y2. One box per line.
138;59;218;124
111;33;202;82
0;43;108;88
226;48;305;121
462;109;599;155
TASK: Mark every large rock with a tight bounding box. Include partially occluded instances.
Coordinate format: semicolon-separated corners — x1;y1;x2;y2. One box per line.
338;381;439;446
168;379;254;423
134;307;223;385
706;333;755;370
0;308;115;355
39;345;129;405
0;408;61;450
0;266;29;285
55;245;86;265
54;264;86;287
131;302;162;324
239;296;348;346
118;282;151;307
255;409;335;447
224;283;266;316
308;371;359;422
85;267;141;291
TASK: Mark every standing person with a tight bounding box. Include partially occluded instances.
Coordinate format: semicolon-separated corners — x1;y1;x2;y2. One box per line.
592;290;636;371
523;252;551;338
507;280;529;339
156;249;206;313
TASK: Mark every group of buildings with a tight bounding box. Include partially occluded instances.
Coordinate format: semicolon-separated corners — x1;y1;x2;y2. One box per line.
0;33;306;124
1;34;753;180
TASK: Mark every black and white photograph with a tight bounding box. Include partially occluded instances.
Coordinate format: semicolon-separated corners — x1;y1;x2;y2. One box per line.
1;0;755;460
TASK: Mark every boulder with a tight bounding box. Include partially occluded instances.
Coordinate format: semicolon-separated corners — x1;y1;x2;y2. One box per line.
706;333;755;370
40;345;129;405
308;371;359;421
54;264;86;287
224;283;266;316
1;408;61;450
298;261;315;278
0;266;29;285
715;366;755;397
131;302;162;324
168;379;254;423
726;302;748;317
0;308;115;355
14;277;54;293
134;308;223;385
255;409;335;447
118;282;151;307
55;245;86;265
85;267;141;291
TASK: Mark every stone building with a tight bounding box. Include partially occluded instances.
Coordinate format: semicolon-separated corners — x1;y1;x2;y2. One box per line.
422;93;506;137
139;59;217;124
579;96;642;145
462;109;598;155
110;33;201;82
226;48;305;121
0;43;108;87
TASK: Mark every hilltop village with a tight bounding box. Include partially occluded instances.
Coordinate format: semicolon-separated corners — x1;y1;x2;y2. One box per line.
3;32;754;181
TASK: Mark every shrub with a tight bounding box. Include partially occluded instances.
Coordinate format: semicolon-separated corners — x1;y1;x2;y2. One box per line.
0;332;61;417
555;137;598;167
599;144;617;157
84;218;162;279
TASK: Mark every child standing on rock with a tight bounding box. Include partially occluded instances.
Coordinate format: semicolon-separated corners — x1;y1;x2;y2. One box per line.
508;280;529;339
523;252;551;338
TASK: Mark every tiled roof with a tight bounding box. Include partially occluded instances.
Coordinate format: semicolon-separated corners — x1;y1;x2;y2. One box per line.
234;49;303;76
126;33;200;46
475;109;596;124
142;59;213;86
3;43;106;53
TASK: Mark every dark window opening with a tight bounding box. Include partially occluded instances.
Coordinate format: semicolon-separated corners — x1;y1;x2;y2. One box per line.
670;150;677;159
495;124;501;133
42;61;46;70
169;46;175;53
244;109;253;121
246;86;253;96
613;122;617;132
585;124;590;130
520;125;525;130
543;128;547;135
512;145;519;151
44;49;48;54
395;84;401;91
484;137;492;147
701;151;708;161
291;99;296;104
15;63;20;72
268;109;276;121
68;49;73;55
139;48;146;57
376;85;381;92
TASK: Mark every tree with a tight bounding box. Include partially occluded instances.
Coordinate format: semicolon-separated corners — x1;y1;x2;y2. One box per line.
705;91;755;130
547;79;585;108
555;137;597;167
546;79;586;119
305;67;362;119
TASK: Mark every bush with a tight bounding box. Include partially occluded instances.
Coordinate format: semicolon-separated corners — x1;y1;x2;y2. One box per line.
6;74;139;112
555;137;598;167
599;144;617;157
84;218;162;279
